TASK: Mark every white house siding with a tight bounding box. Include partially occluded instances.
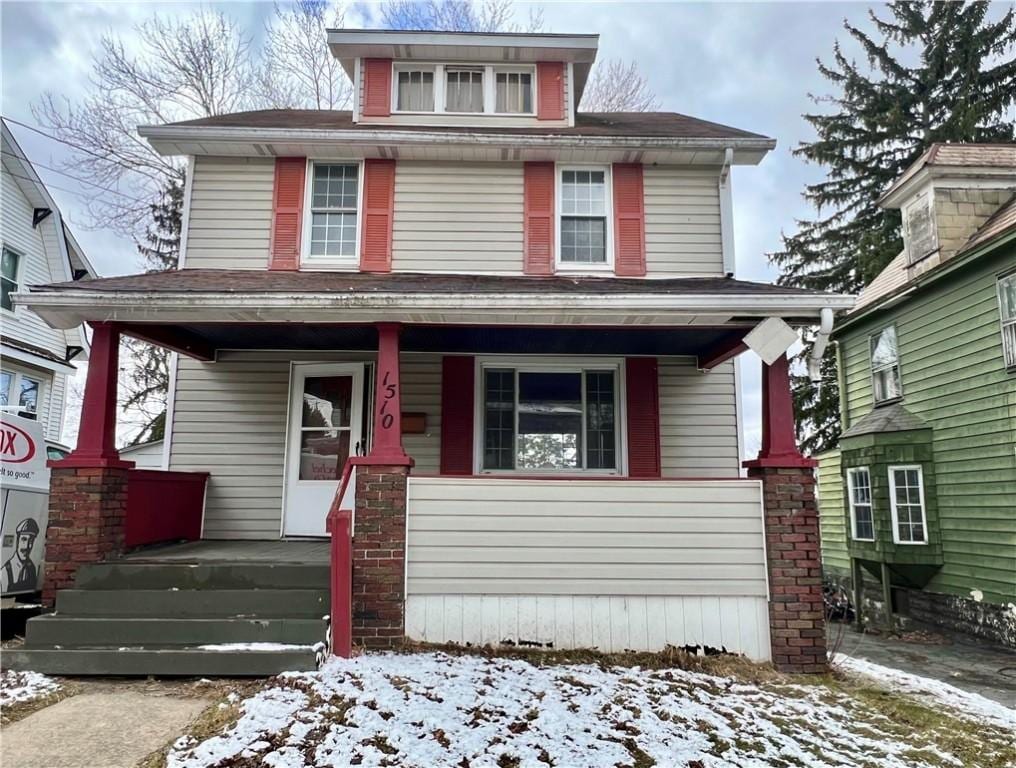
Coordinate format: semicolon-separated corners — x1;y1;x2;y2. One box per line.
44;370;66;443
644;166;724;276
658;357;740;477
0;165;69;359
405;477;770;659
184;157;274;269
392;162;524;273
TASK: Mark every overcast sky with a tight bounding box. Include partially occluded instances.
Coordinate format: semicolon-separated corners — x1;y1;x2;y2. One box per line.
1;0;892;451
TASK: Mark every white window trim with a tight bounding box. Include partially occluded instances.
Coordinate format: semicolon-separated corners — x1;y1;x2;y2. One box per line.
300;159;364;269
846;466;875;542
472;355;628;476
997;271;1016;370
0;365;48;423
390;62;537;117
888;464;928;545
555;163;614;274
1;242;24;318
870;325;903;405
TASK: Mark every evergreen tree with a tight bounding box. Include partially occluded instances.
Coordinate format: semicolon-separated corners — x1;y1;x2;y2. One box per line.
772;1;1016;454
122;175;184;445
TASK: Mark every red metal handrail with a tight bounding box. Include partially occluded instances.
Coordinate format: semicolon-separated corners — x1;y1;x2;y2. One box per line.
326;457;366;658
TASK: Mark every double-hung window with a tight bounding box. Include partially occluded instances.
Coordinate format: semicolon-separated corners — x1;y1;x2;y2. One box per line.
846;467;874;541
396;67;435;111
445;67;484;112
889;465;927;544
870;326;902;404
1;246;20;313
998;273;1016;369
559;168;610;267
307;163;359;261
481;363;620;473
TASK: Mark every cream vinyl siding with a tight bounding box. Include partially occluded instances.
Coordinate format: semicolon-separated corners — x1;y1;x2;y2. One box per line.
184;156;274;269
400;353;442;473
1;165;69;358
644;166;724;277
45;371;66;443
659;357;740;477
391;162;524;273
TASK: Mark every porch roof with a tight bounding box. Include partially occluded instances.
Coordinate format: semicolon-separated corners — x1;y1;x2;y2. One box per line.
23;269;852;332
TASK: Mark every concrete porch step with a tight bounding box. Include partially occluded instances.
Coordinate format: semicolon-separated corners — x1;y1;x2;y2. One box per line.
74;562;330;591
1;645;320;676
55;589;329;618
25;615;326;648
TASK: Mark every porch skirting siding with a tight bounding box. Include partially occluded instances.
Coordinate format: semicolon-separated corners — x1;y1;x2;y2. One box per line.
405;477;770;659
168;353;739;539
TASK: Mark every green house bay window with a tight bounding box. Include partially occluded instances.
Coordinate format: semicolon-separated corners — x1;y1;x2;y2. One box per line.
846;467;874;541
889;465;928;544
870;326;902;403
482;366;618;472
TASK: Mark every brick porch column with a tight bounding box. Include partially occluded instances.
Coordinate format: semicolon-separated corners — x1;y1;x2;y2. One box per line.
350;323;412;648
44;322;133;603
744;353;826;674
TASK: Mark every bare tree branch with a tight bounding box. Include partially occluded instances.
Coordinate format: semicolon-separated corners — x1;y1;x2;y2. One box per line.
379;0;543;33
580;58;659;112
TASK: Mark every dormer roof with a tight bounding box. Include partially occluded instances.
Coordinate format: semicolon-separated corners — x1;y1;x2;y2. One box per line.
879;142;1016;208
328;29;599;105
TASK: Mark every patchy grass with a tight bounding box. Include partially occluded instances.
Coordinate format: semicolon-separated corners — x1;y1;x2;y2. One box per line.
0;669;80;725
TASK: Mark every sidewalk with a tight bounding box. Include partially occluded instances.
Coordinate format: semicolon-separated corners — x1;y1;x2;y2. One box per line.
829;622;1016;707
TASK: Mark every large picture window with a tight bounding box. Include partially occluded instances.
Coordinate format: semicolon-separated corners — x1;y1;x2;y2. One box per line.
889;465;927;544
481;363;620;473
307;163;359;260
846;467;874;541
1;246;20;313
870;326;902;404
998;273;1016;369
559;168;610;266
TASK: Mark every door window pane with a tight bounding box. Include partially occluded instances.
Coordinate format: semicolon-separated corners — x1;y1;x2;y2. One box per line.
445;68;484;112
585;371;616;469
397;69;435;111
517;371;582;470
496;71;533;113
302;376;352;428
298;430;350;481
483;369;515;470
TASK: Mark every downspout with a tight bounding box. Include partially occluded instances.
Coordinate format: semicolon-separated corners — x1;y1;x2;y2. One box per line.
808;306;835;384
719;147;735;277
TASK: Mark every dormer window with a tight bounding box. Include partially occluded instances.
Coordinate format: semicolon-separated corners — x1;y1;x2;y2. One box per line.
395;66;435;112
391;63;536;116
445;68;484;113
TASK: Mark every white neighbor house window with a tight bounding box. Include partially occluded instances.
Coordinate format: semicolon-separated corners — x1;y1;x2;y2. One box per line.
1;246;21;313
846;467;875;541
396;67;435;111
997;272;1016;368
559;168;611;268
307;163;359;261
870;326;902;404
889;465;928;544
480;362;620;473
0;369;43;420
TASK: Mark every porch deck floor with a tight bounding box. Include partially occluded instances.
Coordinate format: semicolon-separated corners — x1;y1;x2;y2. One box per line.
121;539;330;564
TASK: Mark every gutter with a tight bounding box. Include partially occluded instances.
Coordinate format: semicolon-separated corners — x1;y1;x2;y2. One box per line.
807;306;834;383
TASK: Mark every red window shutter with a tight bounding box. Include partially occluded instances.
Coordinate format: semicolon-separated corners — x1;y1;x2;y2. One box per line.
360;158;396;272
269;157;306;271
536;62;566;121
613;163;646;277
625;357;661;478
440;356;475;475
362;59;392;117
523;161;555;275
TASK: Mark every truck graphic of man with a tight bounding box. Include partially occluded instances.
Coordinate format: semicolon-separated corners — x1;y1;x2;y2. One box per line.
2;517;39;592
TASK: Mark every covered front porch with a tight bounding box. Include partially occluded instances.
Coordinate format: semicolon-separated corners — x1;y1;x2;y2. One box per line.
16;269;849;673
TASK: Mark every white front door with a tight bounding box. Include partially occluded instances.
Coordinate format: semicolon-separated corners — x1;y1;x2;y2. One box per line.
283;363;365;537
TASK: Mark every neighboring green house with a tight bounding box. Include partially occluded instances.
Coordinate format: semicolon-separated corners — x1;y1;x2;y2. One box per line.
818;144;1016;648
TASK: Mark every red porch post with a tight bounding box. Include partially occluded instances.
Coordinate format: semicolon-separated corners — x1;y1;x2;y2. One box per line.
345;323;413;648
744;353;826;674
44;322;134;603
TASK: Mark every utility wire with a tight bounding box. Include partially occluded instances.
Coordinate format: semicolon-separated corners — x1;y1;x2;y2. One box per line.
3;169;148;206
2;150;152;203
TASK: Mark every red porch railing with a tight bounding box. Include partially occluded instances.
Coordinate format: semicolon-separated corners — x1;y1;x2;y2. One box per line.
124;469;209;549
326;456;363;658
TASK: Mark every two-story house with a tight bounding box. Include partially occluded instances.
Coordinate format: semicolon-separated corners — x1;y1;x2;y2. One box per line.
1;120;94;443
9;30;851;676
816;144;1016;648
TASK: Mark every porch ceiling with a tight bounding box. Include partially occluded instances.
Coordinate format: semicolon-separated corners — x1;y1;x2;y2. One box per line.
119;321;752;361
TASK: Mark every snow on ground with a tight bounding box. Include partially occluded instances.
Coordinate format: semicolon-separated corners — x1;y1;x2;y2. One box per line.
166;651;1013;768
834;653;1015;730
0;669;60;707
197;643;317;652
